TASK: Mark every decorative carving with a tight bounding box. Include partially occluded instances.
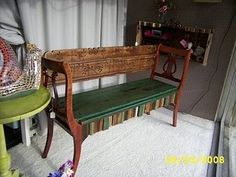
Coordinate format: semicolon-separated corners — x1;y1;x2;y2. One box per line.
44;45;156;83
161;53;177;80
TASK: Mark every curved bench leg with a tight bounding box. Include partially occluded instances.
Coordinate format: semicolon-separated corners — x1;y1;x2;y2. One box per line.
42;112;54;158
72;126;83;175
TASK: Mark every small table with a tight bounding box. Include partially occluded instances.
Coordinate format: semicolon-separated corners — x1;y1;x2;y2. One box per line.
0;86;50;177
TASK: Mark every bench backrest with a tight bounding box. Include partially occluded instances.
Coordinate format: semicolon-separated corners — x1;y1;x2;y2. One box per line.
42;45;157;84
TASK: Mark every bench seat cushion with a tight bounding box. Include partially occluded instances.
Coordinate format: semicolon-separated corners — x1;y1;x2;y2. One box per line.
58;78;177;124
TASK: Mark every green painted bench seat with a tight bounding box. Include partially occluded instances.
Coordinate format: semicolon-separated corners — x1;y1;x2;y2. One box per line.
41;44;192;175
58;78;177;124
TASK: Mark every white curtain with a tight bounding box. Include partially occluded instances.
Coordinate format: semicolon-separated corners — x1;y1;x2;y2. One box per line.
16;0;127;49
16;0;127;90
1;0;127;90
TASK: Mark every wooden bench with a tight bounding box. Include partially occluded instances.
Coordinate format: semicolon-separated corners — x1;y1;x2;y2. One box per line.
41;44;192;175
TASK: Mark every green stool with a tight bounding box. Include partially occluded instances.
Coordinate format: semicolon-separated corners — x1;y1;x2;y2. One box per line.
0;86;50;177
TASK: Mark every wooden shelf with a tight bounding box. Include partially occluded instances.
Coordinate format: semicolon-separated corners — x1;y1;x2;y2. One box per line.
136;21;213;65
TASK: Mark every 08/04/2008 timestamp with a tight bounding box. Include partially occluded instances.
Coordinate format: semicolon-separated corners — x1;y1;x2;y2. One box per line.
165;155;224;165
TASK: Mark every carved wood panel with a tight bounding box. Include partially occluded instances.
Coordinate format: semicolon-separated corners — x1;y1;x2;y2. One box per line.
44;45;156;84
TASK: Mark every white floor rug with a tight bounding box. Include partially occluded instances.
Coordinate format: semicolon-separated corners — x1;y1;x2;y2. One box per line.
9;108;214;177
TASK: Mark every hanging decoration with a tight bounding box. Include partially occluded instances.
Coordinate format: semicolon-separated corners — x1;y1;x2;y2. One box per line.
155;0;175;23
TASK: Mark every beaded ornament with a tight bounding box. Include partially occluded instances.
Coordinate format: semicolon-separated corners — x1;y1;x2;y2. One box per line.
0;37;41;97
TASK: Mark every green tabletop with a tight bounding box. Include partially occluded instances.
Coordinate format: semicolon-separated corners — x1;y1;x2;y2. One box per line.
0;85;51;177
0;86;51;124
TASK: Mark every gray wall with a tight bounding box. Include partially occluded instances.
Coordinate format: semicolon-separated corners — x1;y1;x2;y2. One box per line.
125;0;236;120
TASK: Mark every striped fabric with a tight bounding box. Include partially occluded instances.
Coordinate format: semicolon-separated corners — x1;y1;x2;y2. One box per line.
82;93;176;139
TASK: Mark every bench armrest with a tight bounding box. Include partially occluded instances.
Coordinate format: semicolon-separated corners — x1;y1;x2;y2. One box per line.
42;57;77;130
